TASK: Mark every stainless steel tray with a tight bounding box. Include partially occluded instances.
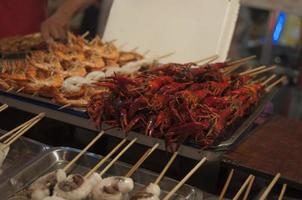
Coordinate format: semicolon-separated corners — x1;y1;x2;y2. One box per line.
1;147;203;199
0;130;49;183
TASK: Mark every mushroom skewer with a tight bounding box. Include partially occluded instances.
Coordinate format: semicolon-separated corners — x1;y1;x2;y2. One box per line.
87;138;138;200
53;138;137;200
29;131;105;200
130;152;178;200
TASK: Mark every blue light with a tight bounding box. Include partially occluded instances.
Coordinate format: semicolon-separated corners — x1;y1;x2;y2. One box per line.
273;12;286;44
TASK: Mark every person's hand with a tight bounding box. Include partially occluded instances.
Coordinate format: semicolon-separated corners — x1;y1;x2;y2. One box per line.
41;11;70;43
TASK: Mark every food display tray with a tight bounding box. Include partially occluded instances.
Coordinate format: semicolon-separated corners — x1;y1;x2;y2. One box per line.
0;88;276;160
0;129;49;183
0;147;204;200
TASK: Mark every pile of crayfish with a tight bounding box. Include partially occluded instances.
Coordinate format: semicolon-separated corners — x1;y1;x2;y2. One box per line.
87;61;268;151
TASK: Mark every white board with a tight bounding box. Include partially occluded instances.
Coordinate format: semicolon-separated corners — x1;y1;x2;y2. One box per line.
103;0;240;63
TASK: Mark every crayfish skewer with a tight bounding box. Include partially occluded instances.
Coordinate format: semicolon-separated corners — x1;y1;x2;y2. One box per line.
239;65;266;76
218;169;234;200
249;66;276;77
265;76;287;92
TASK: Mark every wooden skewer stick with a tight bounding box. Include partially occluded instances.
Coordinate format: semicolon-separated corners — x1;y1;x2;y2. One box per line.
99;138;137;177
261;74;277;86
194;54;219;65
108;39;117;43
6;87;14;92
249;66;276;77
0;114;43;142
228;55;257;66
85;138;127;178
118;43;127;50
265;76;287;92
143;50;150;56
218;169;234;200
130;47;139;52
154;151;178;185
278;184;287;200
223;62;246;75
0;104;8;112
81;31;90;38
0;113;45;151
259;173;281;200
243;175;255;200
162;157;207;200
16;87;24;93
126;143;159;177
233;175;254;200
58;103;72;110
239;65;266;76
157;52;175;61
3;113;45;144
63;131;106;172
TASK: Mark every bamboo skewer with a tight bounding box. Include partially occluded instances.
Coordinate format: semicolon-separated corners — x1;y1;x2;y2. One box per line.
6;87;14;92
278;184;287;200
154;151;178;185
194;54;219;65
228;55;257;66
157;52;175;61
130;47;139;52
126;143;159;177
63;131;105;172
261;74;277;86
265;76;287;92
0;104;8;112
249;66;276;77
243;175;255;200
0;113;45;151
16;87;24;93
233;175;254;200
81;31;90;39
162;157;207;200
99;138;137;177
143;50;150;56
85;138;127;178
0;115;41;142
58;103;72;110
239;65;266;76
218;169;234;200
259;173;281;200
3;113;45;144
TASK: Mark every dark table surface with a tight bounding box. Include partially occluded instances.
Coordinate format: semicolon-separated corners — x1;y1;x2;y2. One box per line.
223;115;302;189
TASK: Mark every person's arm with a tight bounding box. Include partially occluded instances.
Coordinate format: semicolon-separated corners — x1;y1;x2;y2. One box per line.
41;0;97;42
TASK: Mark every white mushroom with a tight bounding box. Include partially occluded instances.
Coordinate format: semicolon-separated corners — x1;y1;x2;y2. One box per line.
130;183;161;200
54;172;101;200
91;176;134;200
30;169;66;200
